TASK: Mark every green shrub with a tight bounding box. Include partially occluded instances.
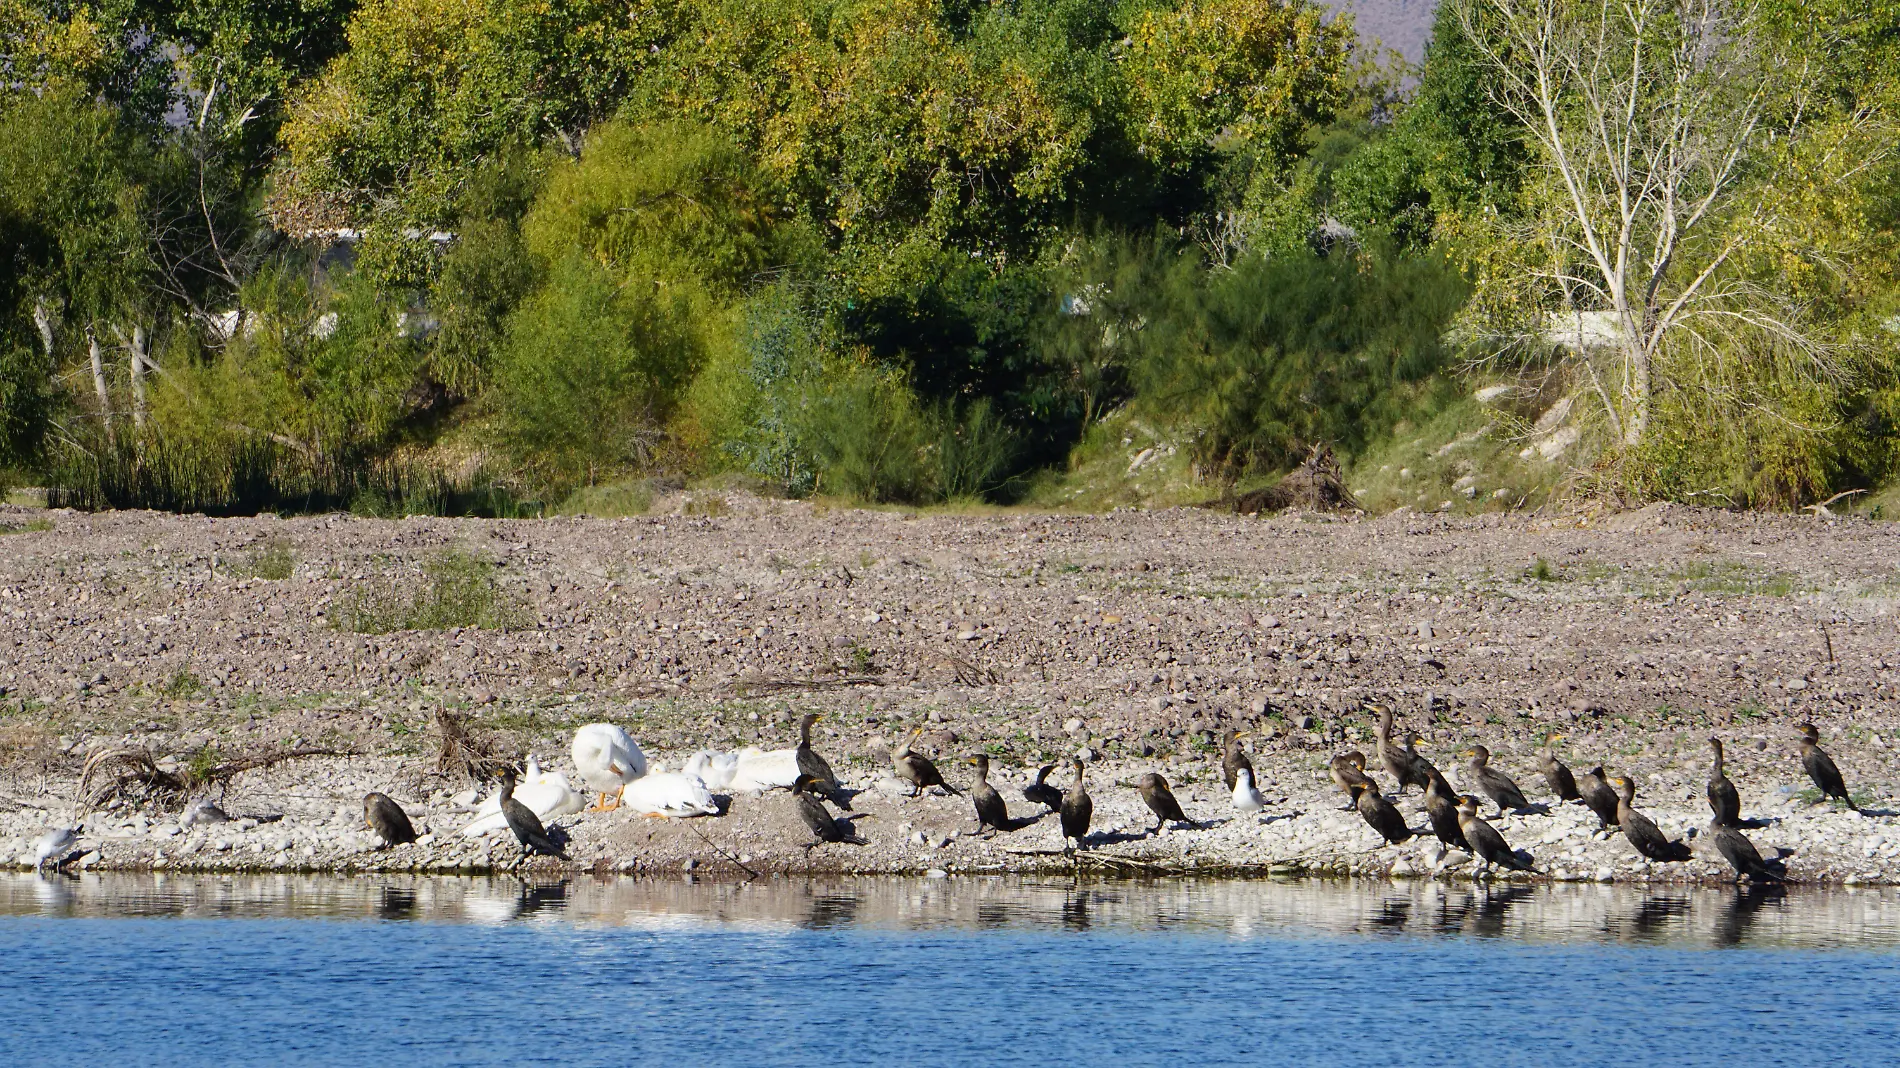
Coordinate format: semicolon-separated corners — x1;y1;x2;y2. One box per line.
337;549;531;634
800;366;933;502
242;537;296;580
930;398;1021;501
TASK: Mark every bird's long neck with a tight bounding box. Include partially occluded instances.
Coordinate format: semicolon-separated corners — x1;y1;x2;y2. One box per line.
1072;765;1086;790
498;779;514;802
1711;745;1725;775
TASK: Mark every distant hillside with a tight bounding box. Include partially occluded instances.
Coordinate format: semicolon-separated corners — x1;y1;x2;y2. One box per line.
1327;0;1439;66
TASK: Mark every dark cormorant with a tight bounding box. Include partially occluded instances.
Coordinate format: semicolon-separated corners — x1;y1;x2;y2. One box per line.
1423;770;1469;851
1330;751;1376;810
1537;741;1582;802
1404;734;1441;793
1796;723;1857;811
793;774;862;844
1707;736;1741;827
1137;772;1190;831
1709;821;1784;883
363;791;417;846
497;768;564;859
1577;765;1622;831
1456;795;1534;874
1059;759;1092;850
795;713;845;806
1023;764;1063;813
1611;776;1690;862
1351;782;1411;845
1462;745;1530;816
1221;729;1254;792
1374;705;1430;795
894;729;959;797
967;755;1013;834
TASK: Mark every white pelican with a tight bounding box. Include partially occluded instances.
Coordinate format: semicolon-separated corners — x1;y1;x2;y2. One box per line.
571;723;647;810
726;745;800;794
683;750;739;791
618;772;719;818
1232;767;1265;815
459;757;584;837
34;826;78;871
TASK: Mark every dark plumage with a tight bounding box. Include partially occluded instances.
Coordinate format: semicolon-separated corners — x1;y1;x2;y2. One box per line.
496;769;563;859
1423;770;1469;851
795;713;844;805
1221;729;1254;793
1796;724;1857;811
894;730;959;797
1707;736;1741;827
1612;776;1691;862
1538;744;1582;802
793;774;862;844
1329;751;1376;809
1577;765;1622;830
1059;759;1092;850
1710;822;1784;882
363;792;417;847
967;755;1012;834
1457;795;1533;873
1023;764;1063;813
1138;772;1189;831
1463;745;1530;816
1374;705;1430;795
1352;782;1412;845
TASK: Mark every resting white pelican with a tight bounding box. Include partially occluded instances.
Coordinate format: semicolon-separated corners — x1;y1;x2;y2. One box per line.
683;750;739;791
726;745;800;794
571;723;647;810
618;771;719;818
459;757;585;837
1232;767;1266;814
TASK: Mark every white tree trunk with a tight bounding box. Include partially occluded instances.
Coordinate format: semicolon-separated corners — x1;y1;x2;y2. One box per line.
32;300;55;361
128;325;150;430
88;330;114;445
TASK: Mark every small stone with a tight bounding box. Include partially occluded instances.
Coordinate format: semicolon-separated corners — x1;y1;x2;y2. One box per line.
1063;718;1084;734
925;868;948;879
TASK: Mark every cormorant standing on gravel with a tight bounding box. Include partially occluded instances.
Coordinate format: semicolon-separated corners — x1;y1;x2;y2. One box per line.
1330;751;1375;810
894;729;959;797
793;774;862;844
1457;795;1533;875
1796;723;1857;811
1423;771;1468;851
1709;821;1784;883
1707;737;1742;827
1222;729;1254;793
1577;765;1622;831
1611;775;1690;862
967;755;1013;834
1374;705;1430;795
1137;772;1190;832
796;713;846;807
497;768;564;859
1060;759;1092;851
1463;744;1530;816
1538;742;1582;802
1352;782;1411;845
363;792;417;846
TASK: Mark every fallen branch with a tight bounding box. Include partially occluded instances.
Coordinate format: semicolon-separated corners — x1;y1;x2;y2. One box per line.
79;744;352;812
434;707;511;783
730;672;884;696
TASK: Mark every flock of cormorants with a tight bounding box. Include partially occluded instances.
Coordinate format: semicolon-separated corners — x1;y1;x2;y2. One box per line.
325;702;1869;884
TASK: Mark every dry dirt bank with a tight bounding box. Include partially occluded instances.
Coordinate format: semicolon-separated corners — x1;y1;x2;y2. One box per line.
2;497;1898;883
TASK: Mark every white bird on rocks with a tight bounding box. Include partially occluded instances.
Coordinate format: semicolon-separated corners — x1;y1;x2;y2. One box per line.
618;771;720;818
182;798;230;829
459;756;585;837
571;724;647;811
684;750;739;791
1232;768;1266;815
35;826;78;871
726;746;801;794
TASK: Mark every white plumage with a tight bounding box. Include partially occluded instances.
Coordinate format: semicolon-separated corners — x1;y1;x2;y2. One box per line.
571;723;648;809
618;772;720;818
1232;768;1266;814
34;827;77;870
683;750;739;791
725;745;801;794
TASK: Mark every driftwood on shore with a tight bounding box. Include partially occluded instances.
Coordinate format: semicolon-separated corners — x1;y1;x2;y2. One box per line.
1214;442;1360;514
78;744;352;812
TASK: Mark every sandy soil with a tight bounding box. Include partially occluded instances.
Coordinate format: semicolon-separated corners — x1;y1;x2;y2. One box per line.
1;495;1897;883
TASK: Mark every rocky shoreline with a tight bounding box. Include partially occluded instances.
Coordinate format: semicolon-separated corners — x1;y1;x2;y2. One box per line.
2;498;1897;883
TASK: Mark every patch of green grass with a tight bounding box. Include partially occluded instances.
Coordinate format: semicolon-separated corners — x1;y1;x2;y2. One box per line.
337;549;532;634
0;517;53;535
554;480;653;518
160;670;204;699
1666;561;1799;597
1527;557;1557;582
240;537;296;580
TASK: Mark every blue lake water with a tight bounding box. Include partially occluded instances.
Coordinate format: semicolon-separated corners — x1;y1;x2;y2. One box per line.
3;874;1898;1066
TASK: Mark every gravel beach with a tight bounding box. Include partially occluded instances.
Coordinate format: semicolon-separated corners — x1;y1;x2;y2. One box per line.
2;495;1897;884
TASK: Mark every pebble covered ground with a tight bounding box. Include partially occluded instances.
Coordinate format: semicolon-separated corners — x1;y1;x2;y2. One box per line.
2;495;1898;884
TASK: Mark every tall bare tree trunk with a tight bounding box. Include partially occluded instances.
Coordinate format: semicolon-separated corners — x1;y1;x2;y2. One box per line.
88;329;115;446
32;300;55;361
127;325;150;430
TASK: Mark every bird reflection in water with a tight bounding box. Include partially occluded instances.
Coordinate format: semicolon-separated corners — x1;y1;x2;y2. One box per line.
376;886;418;921
1712;885;1785;947
1061;890;1090;932
1369;898;1413;933
1436;885;1531;938
975;901;1014;931
802;893;859;930
1616;895;1691;944
513;879;569;918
